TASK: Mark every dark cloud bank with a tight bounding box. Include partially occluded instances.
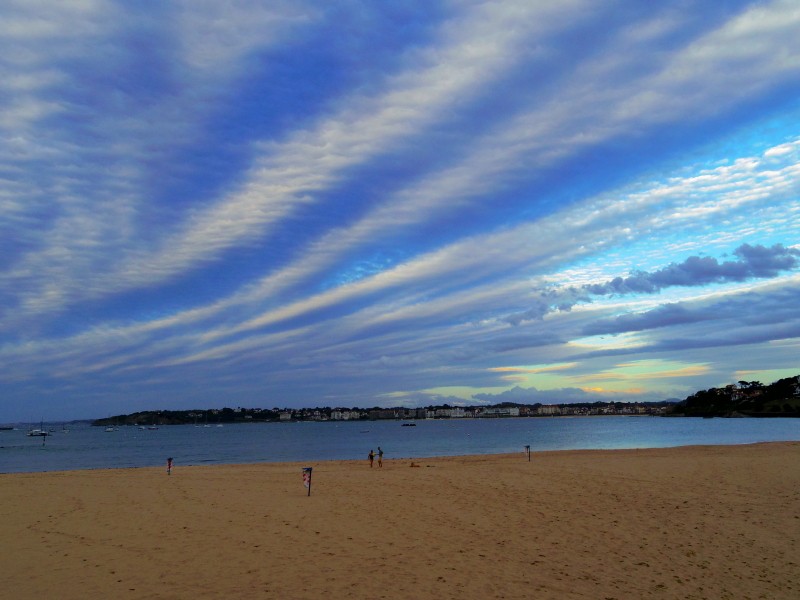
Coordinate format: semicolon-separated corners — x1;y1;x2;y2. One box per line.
508;243;799;325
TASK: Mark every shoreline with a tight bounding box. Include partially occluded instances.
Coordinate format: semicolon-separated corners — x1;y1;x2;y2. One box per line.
4;415;800;475
2;438;798;475
2;442;798;599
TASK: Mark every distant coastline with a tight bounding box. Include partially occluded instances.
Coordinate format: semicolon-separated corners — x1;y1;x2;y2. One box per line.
91;401;674;427
91;374;800;427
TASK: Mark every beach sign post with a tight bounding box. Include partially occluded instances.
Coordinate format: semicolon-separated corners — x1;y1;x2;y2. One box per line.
302;467;313;496
525;445;531;462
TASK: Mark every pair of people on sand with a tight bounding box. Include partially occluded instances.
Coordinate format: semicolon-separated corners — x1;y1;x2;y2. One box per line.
368;447;384;467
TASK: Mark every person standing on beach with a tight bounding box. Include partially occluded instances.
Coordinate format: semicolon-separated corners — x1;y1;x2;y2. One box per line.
167;457;173;475
377;446;384;468
368;449;375;467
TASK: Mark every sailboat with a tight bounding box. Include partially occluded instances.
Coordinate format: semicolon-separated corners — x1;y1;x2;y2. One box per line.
27;420;50;437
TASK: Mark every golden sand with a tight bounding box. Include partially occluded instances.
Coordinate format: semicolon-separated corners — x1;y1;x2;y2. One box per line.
1;442;798;599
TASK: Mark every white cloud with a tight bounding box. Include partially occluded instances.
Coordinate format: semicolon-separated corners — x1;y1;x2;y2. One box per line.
174;0;317;71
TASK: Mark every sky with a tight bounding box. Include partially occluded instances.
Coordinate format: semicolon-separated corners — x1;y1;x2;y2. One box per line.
2;0;799;421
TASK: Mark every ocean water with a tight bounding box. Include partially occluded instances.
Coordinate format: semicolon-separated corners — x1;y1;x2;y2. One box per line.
1;416;798;474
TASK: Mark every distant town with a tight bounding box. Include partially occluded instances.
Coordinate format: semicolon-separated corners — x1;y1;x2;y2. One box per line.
93;400;675;427
92;374;800;426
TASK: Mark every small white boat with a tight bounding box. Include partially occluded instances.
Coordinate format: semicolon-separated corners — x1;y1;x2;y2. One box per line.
27;421;50;437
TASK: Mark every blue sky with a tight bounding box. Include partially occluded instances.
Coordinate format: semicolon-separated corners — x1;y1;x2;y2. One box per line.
2;0;799;421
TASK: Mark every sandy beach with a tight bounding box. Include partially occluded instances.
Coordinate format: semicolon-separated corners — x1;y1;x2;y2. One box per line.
2;442;798;599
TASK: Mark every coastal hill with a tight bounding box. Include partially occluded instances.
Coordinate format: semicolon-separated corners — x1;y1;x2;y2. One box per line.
669;375;800;417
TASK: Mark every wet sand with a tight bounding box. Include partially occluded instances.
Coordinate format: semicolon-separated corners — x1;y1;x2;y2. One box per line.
1;442;798;599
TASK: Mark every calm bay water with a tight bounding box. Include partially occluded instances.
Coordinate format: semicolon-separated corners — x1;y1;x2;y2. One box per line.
1;416;798;474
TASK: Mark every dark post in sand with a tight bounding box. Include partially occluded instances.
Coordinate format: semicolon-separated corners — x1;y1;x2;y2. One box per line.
525;445;530;462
